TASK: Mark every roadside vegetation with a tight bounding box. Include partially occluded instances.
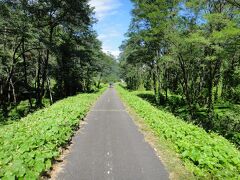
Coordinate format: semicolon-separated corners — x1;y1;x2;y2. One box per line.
119;0;240;148
0;87;105;179
117;85;240;179
136;90;240;148
1;0;240;179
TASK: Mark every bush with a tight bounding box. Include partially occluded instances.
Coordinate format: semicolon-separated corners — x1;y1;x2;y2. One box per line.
0;88;105;179
116;85;240;179
4;98;51;122
232;85;240;103
214;103;240;147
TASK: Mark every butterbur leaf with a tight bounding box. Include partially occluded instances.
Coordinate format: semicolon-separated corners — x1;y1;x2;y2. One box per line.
2;174;15;180
24;170;38;180
116;86;240;178
3;170;15;180
0;168;4;177
0;88;105;179
2;156;12;165
12;160;26;177
232;157;239;165
45;159;52;170
34;161;45;173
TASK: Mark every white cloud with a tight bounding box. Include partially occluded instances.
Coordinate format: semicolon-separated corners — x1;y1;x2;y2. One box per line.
102;44;120;58
89;0;122;20
103;49;121;58
98;29;121;41
96;26;123;58
89;0;123;58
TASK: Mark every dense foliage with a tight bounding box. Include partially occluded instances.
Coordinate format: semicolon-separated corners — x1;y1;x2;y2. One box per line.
0;87;105;179
117;85;240;178
119;0;240;146
136;90;240;147
0;0;118;121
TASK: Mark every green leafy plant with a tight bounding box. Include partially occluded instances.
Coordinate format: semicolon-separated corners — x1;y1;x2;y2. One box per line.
117;85;240;179
0;88;105;179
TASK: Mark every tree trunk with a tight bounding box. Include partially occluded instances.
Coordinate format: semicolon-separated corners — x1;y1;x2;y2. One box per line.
152;68;157;102
36;48;43;107
207;61;214;129
177;54;195;118
22;37;33;109
40;25;54;103
10;79;16;104
47;76;53;105
97;73;103;88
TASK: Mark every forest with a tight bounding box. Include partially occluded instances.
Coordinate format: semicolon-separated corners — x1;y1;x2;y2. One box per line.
119;0;240;147
0;0;240;179
0;0;118;122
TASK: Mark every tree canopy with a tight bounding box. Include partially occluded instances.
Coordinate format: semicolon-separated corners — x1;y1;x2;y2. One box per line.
120;0;240;146
0;0;118;119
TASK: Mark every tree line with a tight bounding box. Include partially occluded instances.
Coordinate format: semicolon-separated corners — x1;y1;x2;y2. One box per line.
0;0;118;120
120;0;240;145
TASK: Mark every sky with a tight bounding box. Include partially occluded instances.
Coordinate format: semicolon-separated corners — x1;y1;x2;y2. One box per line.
89;0;133;57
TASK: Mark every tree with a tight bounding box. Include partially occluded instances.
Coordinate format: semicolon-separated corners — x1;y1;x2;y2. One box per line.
120;0;240;132
0;0;114;120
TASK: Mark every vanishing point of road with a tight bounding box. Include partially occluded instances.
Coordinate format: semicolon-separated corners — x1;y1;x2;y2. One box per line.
56;88;169;180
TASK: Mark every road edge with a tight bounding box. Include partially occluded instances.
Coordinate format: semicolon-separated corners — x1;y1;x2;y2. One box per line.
115;86;196;180
46;88;108;180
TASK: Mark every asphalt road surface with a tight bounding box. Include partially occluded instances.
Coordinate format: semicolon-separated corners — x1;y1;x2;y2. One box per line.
56;88;169;180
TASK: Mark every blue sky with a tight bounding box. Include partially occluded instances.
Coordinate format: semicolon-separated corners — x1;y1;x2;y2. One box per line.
89;0;133;57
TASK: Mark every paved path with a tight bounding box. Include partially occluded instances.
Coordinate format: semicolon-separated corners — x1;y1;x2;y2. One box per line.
56;88;169;180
